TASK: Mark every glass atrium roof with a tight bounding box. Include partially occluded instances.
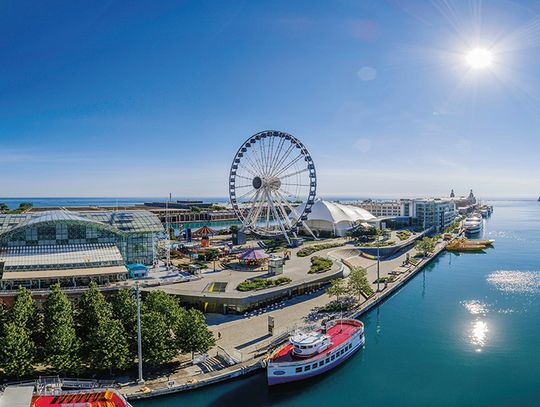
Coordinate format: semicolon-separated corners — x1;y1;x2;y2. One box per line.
0;210;164;236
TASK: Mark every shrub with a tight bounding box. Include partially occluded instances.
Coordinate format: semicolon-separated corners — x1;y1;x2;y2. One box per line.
320;299;353;312
358;241;396;248
396;230;412;241
309;256;333;273
297;242;345;257
236;276;291;291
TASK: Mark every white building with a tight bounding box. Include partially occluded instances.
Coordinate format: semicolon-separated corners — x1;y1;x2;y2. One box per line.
296;199;376;237
352;198;457;232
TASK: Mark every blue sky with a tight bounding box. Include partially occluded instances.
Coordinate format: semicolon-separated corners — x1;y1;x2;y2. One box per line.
1;0;540;199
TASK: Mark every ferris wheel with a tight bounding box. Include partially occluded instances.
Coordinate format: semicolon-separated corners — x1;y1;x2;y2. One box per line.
229;130;317;242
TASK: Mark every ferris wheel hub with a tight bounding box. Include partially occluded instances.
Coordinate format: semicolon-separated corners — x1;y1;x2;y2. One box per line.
252;176;281;191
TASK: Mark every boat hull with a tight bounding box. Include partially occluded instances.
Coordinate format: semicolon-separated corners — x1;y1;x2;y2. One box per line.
267;326;365;386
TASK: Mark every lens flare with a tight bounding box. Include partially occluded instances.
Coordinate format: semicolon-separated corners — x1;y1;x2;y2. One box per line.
465;48;493;69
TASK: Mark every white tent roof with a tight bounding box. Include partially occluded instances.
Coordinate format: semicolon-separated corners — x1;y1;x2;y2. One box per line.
296;199;376;224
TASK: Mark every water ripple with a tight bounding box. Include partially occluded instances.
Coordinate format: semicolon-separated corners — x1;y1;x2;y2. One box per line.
487;270;540;294
462;300;488;315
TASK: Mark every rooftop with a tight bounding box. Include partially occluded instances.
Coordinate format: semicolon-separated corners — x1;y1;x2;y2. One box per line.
0;209;164;237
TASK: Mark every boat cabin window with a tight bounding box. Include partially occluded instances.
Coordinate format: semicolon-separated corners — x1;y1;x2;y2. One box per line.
325;358;330;363
312;363;317;369
304;365;311;371
331;354;335;360
319;361;324;367
295;367;302;373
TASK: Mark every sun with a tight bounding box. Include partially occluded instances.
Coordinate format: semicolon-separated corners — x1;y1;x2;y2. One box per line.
465;48;493;69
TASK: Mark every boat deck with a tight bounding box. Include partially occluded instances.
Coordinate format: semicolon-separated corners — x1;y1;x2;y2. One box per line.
272;321;359;363
32;390;128;407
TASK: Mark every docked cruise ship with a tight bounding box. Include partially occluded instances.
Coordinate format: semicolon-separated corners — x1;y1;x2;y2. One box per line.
267;319;365;385
463;214;483;235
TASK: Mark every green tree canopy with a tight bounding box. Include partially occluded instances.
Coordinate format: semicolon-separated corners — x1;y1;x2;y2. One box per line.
415;237;436;256
43;284;81;375
144;290;186;331
88;318;131;374
9;286;37;331
326;278;348;302
175;308;215;357
77;281;113;342
111;288;137;358
77;281;131;372
141;310;177;367
347;267;373;300
0;322;35;378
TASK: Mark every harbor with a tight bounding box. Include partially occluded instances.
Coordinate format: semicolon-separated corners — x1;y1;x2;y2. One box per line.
134;199;540;406
3;1;540;404
123;224;454;400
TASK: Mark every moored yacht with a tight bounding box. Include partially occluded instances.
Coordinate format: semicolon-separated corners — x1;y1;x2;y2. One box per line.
464;214;483;234
267;319;365;385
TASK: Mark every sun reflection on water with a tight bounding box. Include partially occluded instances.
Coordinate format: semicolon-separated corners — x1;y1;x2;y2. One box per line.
462;300;488;315
470;320;489;352
487;270;540;294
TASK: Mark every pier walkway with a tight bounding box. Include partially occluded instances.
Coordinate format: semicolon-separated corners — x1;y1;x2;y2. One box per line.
122;238;449;401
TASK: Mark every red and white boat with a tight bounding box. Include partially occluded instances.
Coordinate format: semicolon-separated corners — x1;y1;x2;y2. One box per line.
267;319;365;385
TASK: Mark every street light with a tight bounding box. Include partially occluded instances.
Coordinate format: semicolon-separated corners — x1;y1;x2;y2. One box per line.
135;282;144;385
376;234;382;292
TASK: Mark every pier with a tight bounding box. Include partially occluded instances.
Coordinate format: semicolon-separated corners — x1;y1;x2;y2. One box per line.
122;237;450;401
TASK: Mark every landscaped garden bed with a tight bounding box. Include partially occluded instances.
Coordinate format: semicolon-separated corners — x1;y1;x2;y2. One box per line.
297;242;345;257
308;256;333;273
236;276;292;291
396;230;412;241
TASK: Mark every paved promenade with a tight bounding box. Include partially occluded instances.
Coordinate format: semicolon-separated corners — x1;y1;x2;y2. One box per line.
122;239;448;400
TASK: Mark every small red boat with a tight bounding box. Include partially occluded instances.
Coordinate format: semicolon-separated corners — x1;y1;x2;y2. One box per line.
267;319;365;385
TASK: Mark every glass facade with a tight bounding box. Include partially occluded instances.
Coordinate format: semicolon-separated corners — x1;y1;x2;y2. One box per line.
413;200;457;231
0;210;164;268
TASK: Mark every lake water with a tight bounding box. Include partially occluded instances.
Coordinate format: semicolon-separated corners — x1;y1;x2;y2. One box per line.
134;200;540;406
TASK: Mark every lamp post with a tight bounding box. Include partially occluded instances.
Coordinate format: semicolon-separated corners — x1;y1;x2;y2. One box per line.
135;282;144;385
376;237;380;292
375;231;385;292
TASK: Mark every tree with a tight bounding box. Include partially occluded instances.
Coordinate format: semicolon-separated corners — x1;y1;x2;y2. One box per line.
175;309;215;358
77;281;112;343
415;237;436;256
111;289;137;358
0;322;35;378
326;278;348;302
0;203;8;212
0;301;7;328
348;267;373;300
9;286;37;330
43;284;81;375
88;318;131;374
347;226;378;240
144;290;186;331
141;311;177;367
77;282;131;372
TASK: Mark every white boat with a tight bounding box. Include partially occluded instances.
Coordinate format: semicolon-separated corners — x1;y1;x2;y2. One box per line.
463;214;483;234
267;319;365;385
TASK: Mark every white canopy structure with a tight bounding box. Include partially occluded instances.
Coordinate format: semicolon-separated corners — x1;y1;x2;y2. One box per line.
294;199;376;237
